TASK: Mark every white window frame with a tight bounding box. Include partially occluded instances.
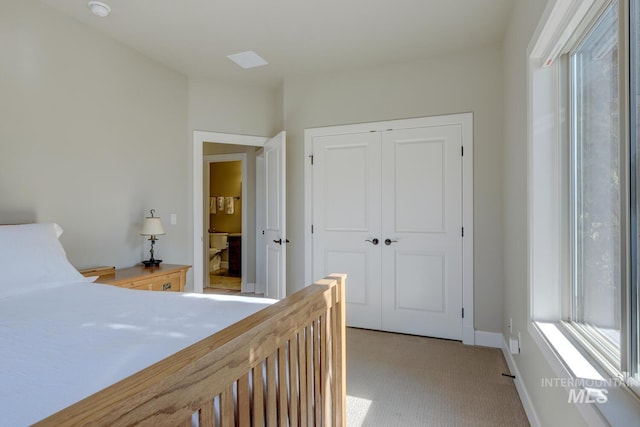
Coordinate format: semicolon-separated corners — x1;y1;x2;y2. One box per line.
566;0;624;376
528;0;640;424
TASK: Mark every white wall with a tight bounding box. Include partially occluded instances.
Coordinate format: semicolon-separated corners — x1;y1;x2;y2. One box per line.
189;78;283;137
283;47;505;333
0;0;189;271
502;0;586;425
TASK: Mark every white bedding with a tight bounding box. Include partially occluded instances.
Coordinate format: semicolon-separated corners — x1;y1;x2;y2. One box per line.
0;280;275;426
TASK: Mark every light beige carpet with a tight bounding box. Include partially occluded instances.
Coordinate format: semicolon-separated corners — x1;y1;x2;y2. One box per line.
346;328;529;427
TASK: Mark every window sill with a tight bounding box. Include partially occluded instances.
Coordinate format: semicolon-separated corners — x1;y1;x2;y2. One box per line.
530;321;640;426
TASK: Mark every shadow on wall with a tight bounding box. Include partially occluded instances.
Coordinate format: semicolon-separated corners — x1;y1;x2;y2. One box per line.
0;210;37;224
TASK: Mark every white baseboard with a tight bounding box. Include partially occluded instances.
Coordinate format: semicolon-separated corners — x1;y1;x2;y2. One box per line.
502;336;542;427
474;330;503;348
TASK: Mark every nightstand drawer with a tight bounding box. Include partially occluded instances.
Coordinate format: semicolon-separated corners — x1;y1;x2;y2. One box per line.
149;278;180;292
129;272;181;292
83;264;190;292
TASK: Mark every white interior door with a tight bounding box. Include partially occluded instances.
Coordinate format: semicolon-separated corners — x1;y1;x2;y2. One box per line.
380;126;463;340
312;132;382;329
263;131;286;299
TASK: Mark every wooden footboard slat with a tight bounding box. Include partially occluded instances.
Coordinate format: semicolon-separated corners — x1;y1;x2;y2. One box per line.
298;327;308;425
199;400;215;427
36;274;346;427
252;364;265;427
307;323;315;427
323;309;332;424
333;273;347;427
314;317;322;426
331;273;347;426
237;372;250;426
288;334;299;427
221;384;234;427
277;346;288;426
266;353;277;426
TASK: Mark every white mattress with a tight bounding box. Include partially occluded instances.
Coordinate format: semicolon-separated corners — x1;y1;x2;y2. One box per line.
0;281;275;426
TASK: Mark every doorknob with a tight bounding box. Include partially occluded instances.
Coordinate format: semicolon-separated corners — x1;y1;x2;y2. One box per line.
273;239;282;245
365;238;379;245
384;239;398;246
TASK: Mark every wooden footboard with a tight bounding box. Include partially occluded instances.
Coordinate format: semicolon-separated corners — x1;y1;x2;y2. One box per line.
35;274;346;427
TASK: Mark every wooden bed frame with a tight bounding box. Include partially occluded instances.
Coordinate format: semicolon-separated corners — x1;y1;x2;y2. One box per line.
34;274;346;427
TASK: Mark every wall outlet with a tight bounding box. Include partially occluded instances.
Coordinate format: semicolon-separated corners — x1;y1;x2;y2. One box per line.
509;337;520;354
170;213;177;225
508;317;513;332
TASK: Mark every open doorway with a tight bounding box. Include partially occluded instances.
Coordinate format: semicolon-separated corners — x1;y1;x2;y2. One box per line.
205;155;244;292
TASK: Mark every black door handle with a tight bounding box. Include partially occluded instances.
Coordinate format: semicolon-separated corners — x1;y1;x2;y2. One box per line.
273;239;282;245
385;239;398;246
365;238;379;245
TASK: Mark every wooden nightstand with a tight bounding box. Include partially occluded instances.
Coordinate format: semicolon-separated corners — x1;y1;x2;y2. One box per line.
79;264;191;292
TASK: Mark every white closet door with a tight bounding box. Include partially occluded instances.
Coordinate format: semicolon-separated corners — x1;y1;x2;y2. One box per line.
312;132;382;329
380;125;463;340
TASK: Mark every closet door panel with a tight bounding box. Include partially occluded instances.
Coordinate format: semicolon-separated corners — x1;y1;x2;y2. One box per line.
394;138;446;232
323;143;369;230
326;250;368;305
394;251;446;313
312;132;382;330
381;125;463;340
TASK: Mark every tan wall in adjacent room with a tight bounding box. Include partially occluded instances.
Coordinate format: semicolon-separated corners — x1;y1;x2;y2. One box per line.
209;161;242;234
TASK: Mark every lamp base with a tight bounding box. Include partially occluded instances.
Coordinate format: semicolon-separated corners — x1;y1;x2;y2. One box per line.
142;259;163;268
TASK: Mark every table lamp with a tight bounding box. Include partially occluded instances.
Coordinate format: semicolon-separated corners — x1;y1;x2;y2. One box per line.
140;209;165;267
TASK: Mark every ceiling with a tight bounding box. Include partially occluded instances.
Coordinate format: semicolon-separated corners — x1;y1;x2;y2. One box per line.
40;0;514;88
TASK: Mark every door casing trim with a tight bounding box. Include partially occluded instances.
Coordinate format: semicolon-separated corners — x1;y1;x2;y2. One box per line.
193;131;267;294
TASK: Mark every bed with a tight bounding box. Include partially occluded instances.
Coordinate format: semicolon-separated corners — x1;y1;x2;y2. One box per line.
0;223;346;426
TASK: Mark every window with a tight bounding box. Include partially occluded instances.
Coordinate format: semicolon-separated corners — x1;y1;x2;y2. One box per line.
529;0;640;419
631;0;640;387
559;0;640;395
568;0;622;372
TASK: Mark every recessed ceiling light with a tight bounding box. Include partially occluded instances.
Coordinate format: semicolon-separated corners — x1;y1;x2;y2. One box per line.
88;1;111;17
226;51;268;69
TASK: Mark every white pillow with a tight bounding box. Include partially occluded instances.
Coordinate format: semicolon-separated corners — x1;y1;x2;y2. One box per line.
0;223;86;294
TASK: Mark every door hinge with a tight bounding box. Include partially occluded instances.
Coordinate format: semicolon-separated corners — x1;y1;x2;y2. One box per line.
309;155;314;165
311;224;314;234
462;307;465;318
461;227;464;237
461;146;464;156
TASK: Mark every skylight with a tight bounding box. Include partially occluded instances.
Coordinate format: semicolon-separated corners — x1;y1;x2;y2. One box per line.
226;51;268;69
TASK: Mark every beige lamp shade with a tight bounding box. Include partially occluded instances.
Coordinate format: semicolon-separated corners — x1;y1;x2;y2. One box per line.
140;217;165;236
